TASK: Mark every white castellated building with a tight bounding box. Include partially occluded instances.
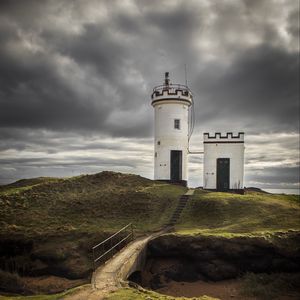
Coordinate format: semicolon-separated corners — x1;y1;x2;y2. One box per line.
203;132;244;192
151;73;193;186
151;73;245;192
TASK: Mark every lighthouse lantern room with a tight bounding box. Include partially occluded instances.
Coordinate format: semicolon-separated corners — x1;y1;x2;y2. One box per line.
151;73;193;186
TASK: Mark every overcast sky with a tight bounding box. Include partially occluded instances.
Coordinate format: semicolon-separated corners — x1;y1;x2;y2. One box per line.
0;0;299;189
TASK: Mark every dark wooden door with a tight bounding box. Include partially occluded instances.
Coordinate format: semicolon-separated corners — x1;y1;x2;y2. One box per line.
170;150;182;181
217;158;230;191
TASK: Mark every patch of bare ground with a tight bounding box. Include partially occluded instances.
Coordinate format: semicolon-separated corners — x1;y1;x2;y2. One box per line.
156;279;300;300
134;233;300;300
21;275;87;294
157;279;249;299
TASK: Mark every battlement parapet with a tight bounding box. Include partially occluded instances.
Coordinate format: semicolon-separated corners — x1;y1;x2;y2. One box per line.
151;84;193;106
204;132;244;143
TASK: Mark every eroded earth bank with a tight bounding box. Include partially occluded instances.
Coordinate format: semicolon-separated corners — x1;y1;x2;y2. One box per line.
130;232;300;299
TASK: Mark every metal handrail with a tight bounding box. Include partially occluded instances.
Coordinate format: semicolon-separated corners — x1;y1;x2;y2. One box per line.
94;233;132;263
92;223;132;250
92;223;134;271
152;83;191;93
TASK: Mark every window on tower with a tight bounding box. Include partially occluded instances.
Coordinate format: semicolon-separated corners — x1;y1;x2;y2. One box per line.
174;119;180;130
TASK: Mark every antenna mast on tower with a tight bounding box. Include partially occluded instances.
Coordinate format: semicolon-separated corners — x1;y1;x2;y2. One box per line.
164;72;170;86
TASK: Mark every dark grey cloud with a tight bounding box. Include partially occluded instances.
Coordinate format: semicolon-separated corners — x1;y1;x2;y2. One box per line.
193;45;299;133
0;128;151;153
0;0;299;188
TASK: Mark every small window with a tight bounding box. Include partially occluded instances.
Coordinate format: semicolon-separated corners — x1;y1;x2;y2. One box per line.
155;152;157;157
174;119;180;129
157;141;160;145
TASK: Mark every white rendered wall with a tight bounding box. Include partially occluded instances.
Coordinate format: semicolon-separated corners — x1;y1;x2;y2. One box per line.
203;133;244;189
153;100;190;181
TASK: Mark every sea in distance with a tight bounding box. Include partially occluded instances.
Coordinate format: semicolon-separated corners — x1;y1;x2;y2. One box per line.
263;188;300;195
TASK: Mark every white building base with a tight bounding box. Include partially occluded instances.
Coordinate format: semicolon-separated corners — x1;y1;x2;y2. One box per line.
203;132;245;193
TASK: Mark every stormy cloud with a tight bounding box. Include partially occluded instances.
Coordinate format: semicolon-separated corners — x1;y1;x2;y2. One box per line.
0;0;299;189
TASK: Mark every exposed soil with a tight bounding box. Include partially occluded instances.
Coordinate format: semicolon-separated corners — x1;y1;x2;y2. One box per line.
22;275;87;294
0;232;108;294
156;279;299;300
0;171;186;295
157;279;249;299
130;233;300;299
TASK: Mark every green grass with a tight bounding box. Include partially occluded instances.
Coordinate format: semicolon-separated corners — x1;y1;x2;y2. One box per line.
0;172;186;296
175;189;300;236
240;272;300;299
0;178;60;196
0;285;90;300
104;287;218;300
1;175;299;299
0;172;186;237
0;286;218;300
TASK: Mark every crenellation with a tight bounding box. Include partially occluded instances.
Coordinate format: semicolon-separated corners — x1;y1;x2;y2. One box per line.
151;86;193;101
204;132;244;142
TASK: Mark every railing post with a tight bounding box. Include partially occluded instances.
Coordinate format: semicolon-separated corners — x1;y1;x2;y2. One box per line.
110;235;113;259
131;223;134;241
102;243;104;263
92;247;95;271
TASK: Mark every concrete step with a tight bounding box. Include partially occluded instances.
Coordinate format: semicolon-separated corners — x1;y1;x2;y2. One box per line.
174;208;183;211
164;194;191;227
173;212;182;216
174;207;184;211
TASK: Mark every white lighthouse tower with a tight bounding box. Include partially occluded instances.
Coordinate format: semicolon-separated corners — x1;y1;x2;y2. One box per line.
151;72;193;186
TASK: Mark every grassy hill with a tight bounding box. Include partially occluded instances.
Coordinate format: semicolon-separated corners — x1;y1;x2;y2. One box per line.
0;172;186;295
176;189;300;236
0;171;186;237
0;173;299;299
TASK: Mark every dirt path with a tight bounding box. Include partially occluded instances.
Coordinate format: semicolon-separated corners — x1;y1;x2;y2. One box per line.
92;234;153;290
64;233;159;300
185;189;195;196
